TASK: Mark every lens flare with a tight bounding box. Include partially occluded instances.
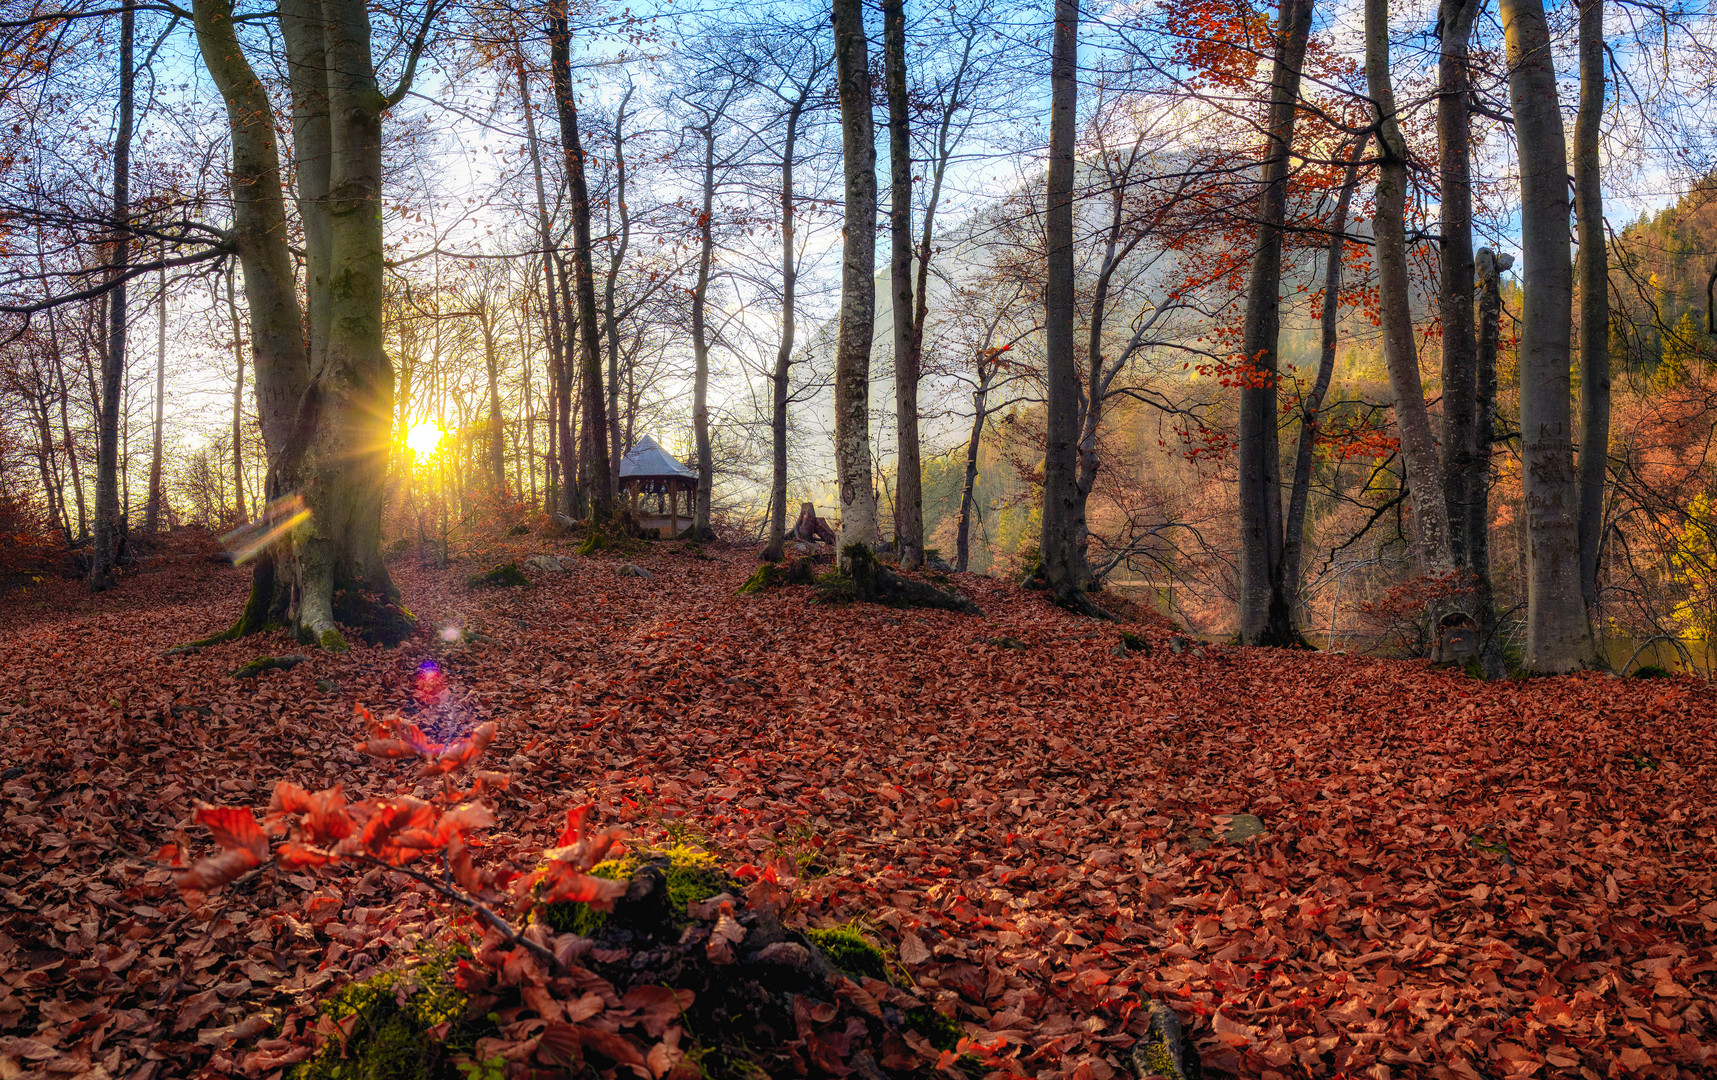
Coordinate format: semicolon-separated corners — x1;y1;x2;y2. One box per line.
414;660;448;708
406;420;447;456
220;493;311;565
439;623;462;643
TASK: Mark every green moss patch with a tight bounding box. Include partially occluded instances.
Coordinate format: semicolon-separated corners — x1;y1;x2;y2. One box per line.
904;1006;962;1052
232;654;308;679
294;950;493;1080
1632;663;1673;679
538;844;728;937
806;924;888;982
736;558;816;595
466;563;529;589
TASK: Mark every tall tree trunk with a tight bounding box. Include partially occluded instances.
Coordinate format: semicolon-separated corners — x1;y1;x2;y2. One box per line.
192;0;419;647
515;53;566;514
1037;0;1084;605
1499;0;1593;671
1235;0;1313;643
955;360;993;574
90;0;134;591
883;0;922;569
227;263;246;523
1473;246;1510;674
831;0;879;556
555;251;579;516
604;85;632;488
1437;0;1481;568
1574;0;1610;619
689;117;717;537
1366;0;1456;587
762;97;806;564
145;252;166;532
1283;132;1366;609
481;311;506;489
547;2;611;522
54;336;87;540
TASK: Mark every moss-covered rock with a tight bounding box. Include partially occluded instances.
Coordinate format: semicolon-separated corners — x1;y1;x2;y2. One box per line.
805;924;888;982
1632;663;1673;679
232;654;308;679
537;845;729;937
466;563;529;589
293;951;495;1080
736;558;816;595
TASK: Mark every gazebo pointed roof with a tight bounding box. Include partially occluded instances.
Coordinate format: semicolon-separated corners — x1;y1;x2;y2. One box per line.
619;435;697;482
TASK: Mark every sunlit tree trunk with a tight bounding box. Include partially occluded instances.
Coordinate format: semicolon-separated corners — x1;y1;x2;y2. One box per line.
548;1;611;522
226;264;246;524
1437;0;1480;568
144;253;167;533
1499;0;1594;670
882;0;922;569
1283;133;1366;609
1236;0;1313;643
1574;0;1610;620
831;0;879;555
1037;0;1085;606
762;97;805;564
90;0;134;591
1367;0;1456;588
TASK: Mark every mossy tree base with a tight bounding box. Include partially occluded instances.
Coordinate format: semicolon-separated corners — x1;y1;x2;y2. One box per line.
819;544;981;614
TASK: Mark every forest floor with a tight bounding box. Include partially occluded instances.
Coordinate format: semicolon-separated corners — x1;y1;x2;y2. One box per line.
0;529;1714;1080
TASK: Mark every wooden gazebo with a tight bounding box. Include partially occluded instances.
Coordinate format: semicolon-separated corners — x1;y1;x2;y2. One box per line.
620;435;698;538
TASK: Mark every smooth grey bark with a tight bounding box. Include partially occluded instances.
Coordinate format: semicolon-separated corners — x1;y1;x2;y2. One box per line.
1499;0;1594;670
54;333;86;540
882;0;922;569
603;85;633;489
1574;0;1610;618
226;263;246;523
145;252;166;532
192;0;428;646
687;90;735;537
1037;0;1085;607
831;0;879;555
1473;246;1510;675
548;2;611;522
762;92;807;564
1235;0;1314;644
90;0;134;591
1437;0;1481;568
1283;132;1366;608
1366;0;1456;586
479;303;506;488
514;53;568;514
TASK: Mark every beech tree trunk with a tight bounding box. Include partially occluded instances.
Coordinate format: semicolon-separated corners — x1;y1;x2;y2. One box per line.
192;0;421;647
689;106;723;538
1283;132;1366;608
549;1;611;522
515;53;566;515
882;0;922;570
1499;0;1594;671
763;96;807;564
227;264;246;523
1473;246;1511;674
1574;0;1610;618
831;0;879;556
1437;0;1481;568
145;253;166;533
1235;0;1314;644
955;360;992;574
1037;0;1084;604
1366;0;1456;587
90;0;134;591
603;87;633;490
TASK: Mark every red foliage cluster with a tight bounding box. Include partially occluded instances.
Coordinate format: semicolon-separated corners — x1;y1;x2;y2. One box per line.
1;543;1714;1080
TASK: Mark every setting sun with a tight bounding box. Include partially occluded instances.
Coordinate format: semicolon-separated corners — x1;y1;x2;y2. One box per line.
405;420;447;457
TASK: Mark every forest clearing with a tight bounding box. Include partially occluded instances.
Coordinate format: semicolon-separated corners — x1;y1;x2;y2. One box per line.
0;532;1712;1079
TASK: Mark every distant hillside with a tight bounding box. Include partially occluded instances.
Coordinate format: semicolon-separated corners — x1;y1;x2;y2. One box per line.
1612;176;1717;372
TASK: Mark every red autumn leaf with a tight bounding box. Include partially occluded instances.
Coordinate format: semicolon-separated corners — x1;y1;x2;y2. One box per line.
194;804;268;859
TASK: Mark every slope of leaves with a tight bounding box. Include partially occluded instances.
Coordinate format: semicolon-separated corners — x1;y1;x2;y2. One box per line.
0;534;1714;1079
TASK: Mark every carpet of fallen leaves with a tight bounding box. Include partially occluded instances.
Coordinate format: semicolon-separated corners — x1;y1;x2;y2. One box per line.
1;531;1715;1080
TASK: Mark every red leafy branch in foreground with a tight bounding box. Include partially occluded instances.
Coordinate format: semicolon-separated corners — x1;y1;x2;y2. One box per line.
165;705;626;975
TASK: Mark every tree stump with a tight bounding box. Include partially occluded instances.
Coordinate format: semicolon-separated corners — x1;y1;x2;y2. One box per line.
791;502;836;545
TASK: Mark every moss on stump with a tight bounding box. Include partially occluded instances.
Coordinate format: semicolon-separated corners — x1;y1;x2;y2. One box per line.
466;562;529;589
